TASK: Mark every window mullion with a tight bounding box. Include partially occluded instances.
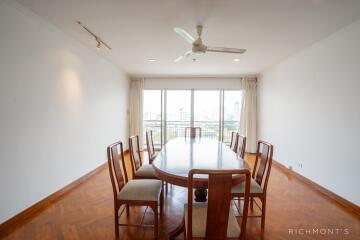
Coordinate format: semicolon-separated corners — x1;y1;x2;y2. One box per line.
163;89;167;144
220;90;224;141
190;89;194;127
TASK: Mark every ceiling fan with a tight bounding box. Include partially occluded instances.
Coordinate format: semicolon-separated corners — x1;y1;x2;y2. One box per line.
173;25;246;62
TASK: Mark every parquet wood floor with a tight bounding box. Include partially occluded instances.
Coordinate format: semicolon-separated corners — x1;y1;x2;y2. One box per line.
1;153;359;240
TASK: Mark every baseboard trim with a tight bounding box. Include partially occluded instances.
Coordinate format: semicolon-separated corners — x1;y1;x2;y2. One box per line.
273;160;360;218
0;150;129;237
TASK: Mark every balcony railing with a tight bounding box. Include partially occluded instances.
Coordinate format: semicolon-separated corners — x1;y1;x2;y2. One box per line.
143;120;162;147
143;120;239;147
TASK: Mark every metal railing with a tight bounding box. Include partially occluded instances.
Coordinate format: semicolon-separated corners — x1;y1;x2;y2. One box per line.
143;120;162;147
222;121;240;144
143;120;239;147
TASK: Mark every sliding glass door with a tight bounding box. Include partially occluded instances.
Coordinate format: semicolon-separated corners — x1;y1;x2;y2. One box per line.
223;90;242;144
166;90;191;141
143;89;242;147
194;90;220;139
143;90;162;147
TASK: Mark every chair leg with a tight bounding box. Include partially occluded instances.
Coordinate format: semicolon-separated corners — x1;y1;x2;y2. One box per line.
169;217;185;240
152;204;159;238
165;182;168;194
261;197;266;229
114;205;120;239
126;204;130;216
160;188;164;215
250;196;254;210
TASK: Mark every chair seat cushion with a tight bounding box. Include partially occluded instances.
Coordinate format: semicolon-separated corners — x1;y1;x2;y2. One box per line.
117;179;162;202
135;164;157;178
184;203;240;238
232;178;263;194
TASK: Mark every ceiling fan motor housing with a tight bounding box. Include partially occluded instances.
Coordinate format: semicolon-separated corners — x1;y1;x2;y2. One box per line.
192;44;207;53
192;38;207;53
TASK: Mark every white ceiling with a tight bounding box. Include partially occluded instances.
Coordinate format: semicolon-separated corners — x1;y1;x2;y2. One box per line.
16;0;360;76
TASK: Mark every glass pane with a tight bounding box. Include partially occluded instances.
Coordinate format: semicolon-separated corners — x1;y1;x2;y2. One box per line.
166;90;191;141
223;90;242;144
194;90;220;139
143;90;162;147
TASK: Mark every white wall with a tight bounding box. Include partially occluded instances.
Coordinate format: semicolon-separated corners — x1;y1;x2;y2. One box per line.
0;1;129;223
258;20;360;205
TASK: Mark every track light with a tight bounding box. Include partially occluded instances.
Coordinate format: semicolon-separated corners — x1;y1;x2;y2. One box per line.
77;21;112;50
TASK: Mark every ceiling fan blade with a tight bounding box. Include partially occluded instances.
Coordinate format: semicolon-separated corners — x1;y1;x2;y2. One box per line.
174;50;193;62
174;56;184;62
207;46;246;54
174;28;195;44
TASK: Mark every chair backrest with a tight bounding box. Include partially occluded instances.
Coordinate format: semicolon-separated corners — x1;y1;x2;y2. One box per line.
185;127;201;138
236;135;246;159
107;141;128;201
129;135;143;174
252;140;273;193
146;130;156;163
229;132;238;152
187;169;251;240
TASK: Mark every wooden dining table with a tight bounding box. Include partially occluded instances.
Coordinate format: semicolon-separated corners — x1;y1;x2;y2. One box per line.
152;137;249;202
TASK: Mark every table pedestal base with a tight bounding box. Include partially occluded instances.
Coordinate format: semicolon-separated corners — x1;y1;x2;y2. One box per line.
169;188;207;239
194;188;207;202
169;218;185;240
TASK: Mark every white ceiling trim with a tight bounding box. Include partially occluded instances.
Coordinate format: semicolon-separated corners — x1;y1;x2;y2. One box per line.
143;77;256;90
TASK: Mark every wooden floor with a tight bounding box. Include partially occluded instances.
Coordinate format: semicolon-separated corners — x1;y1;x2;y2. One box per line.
1;153;359;240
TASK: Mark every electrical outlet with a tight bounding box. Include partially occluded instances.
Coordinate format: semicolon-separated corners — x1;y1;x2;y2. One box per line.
298;163;303;168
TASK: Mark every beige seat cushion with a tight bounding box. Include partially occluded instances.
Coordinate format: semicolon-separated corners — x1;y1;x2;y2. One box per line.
117;179;162;202
231;178;263;194
135;164;157;178
184;203;241;238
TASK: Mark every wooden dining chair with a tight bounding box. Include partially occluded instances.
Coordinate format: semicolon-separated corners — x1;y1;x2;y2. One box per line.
229;132;238;152
146;130;157;163
129;135;158;179
185;127;202;138
232;140;273;230
107;140;164;239
236;135;246;159
130;135;169;192
171;169;251;240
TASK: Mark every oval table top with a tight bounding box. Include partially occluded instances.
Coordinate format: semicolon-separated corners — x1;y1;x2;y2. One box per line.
152;138;249;188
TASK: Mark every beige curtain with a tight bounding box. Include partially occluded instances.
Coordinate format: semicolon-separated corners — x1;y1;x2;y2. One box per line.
129;78;144;150
239;78;257;153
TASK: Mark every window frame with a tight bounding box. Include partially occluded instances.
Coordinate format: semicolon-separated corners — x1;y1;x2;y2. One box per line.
143;88;242;147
